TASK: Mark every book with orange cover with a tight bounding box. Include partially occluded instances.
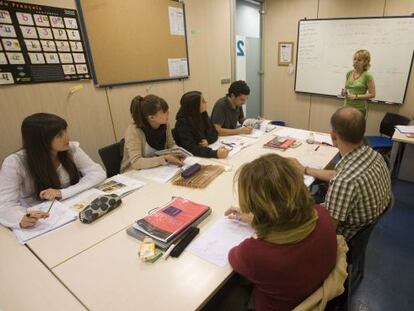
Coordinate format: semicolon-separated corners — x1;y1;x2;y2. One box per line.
133;197;210;243
263;137;296;150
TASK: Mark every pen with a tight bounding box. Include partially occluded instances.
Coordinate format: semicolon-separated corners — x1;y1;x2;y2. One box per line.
163;243;176;260
314;146;320;151
47;198;56;213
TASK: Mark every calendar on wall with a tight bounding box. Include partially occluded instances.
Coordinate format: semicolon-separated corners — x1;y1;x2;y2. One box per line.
0;1;90;85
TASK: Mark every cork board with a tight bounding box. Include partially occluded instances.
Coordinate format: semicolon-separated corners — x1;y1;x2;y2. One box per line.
76;0;189;87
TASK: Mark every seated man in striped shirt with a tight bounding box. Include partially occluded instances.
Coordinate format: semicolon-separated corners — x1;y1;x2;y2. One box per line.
293;107;391;240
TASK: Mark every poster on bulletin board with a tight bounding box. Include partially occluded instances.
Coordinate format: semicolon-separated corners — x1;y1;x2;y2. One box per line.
0;0;90;85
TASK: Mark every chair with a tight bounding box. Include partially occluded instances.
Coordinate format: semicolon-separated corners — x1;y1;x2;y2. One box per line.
98;139;125;178
366;113;410;150
327;194;394;310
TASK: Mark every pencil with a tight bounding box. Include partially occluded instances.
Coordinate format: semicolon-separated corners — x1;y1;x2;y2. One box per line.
47;198;56;213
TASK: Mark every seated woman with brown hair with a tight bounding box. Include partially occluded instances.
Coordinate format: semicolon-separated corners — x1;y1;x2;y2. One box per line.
222;154;338;311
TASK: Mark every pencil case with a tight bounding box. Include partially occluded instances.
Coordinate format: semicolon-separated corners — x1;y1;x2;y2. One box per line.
79;194;122;224
181;163;201;179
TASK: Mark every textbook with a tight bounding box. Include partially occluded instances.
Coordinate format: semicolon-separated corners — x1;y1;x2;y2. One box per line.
130;197;211;245
263;136;296;150
154;146;193;158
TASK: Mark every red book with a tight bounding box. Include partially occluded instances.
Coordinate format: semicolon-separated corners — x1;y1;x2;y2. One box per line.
264;137;296;150
135;197;210;242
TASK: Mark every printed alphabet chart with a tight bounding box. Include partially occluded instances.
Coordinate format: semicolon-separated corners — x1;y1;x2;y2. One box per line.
0;1;90;85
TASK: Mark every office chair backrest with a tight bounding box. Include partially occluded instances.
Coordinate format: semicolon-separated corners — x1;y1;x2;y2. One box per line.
380;113;410;137
98;139;125;178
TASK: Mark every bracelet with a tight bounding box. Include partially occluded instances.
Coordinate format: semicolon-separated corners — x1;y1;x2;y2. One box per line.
304;167;308;175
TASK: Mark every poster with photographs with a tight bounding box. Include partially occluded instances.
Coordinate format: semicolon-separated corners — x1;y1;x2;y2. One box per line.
0;1;90;85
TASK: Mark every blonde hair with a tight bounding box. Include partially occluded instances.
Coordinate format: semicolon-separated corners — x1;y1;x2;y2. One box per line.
235;154;314;238
354;49;371;71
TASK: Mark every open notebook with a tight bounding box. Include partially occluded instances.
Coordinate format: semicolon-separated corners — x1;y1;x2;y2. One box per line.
13;201;77;244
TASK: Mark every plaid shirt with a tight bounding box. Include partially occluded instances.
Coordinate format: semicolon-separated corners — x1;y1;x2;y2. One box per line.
325;145;391;240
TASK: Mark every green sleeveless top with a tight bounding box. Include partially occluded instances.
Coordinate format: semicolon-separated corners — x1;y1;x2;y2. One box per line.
344;70;373;111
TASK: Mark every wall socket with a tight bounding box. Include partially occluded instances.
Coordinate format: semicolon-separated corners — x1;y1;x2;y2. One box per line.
220;77;231;84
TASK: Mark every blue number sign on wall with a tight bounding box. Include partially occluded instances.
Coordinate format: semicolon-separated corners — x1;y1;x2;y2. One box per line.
236;40;245;56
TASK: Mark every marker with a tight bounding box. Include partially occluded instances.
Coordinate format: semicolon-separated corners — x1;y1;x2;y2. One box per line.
163;243;176;260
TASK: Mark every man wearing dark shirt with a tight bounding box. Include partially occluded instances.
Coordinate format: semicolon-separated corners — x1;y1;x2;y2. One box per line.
211;80;253;136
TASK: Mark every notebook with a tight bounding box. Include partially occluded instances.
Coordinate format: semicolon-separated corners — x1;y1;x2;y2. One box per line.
13;201;77;244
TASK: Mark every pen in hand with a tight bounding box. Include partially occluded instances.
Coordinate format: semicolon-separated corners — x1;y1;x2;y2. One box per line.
47;198;56;213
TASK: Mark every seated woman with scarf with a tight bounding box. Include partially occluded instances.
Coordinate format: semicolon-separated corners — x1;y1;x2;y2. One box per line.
220;154;338;311
121;95;184;172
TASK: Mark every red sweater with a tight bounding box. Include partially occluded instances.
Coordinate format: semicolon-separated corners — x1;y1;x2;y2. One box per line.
228;206;337;311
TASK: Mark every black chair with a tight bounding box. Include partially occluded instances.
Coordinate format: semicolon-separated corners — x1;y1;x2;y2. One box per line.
326;194;394;311
366;112;410;150
98;139;125;178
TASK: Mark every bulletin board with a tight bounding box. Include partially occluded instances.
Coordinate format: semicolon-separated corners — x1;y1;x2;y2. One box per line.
0;1;90;85
76;0;190;87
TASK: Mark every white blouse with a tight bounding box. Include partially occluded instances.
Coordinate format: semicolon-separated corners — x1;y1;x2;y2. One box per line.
0;142;106;229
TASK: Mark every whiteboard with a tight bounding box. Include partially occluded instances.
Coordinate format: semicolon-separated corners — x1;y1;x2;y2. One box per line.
295;17;414;104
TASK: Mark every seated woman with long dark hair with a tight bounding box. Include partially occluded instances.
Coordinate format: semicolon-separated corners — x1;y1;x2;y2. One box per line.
174;91;229;159
0;113;106;229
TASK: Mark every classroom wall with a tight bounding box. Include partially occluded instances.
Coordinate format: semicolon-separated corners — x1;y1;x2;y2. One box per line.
0;0;232;163
263;0;414;134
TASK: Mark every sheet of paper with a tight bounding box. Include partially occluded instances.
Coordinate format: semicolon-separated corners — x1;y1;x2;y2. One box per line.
13;201;77;244
396;125;414;134
132;165;181;183
273;127;310;141
187;217;255;267
209;136;255;158
240;128;264;139
168;58;188;77
314;133;333;145
304;175;315;187
95;174;146;197
168;7;184;36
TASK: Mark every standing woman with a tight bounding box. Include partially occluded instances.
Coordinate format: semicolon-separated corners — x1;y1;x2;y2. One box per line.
342;49;376;116
0;113;106;229
121;94;183;172
174;91;229;158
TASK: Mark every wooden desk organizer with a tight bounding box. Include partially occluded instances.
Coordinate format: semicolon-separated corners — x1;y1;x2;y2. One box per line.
172;165;224;189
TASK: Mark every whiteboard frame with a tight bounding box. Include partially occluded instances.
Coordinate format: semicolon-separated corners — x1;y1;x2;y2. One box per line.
294;16;414;105
76;0;191;88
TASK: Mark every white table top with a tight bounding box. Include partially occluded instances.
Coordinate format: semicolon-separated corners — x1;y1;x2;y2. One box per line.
49;128;338;311
0;226;85;311
3;126;339;311
392;130;414;144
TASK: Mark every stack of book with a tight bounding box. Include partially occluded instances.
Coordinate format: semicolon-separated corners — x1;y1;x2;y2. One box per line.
127;197;211;249
263;136;297;150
